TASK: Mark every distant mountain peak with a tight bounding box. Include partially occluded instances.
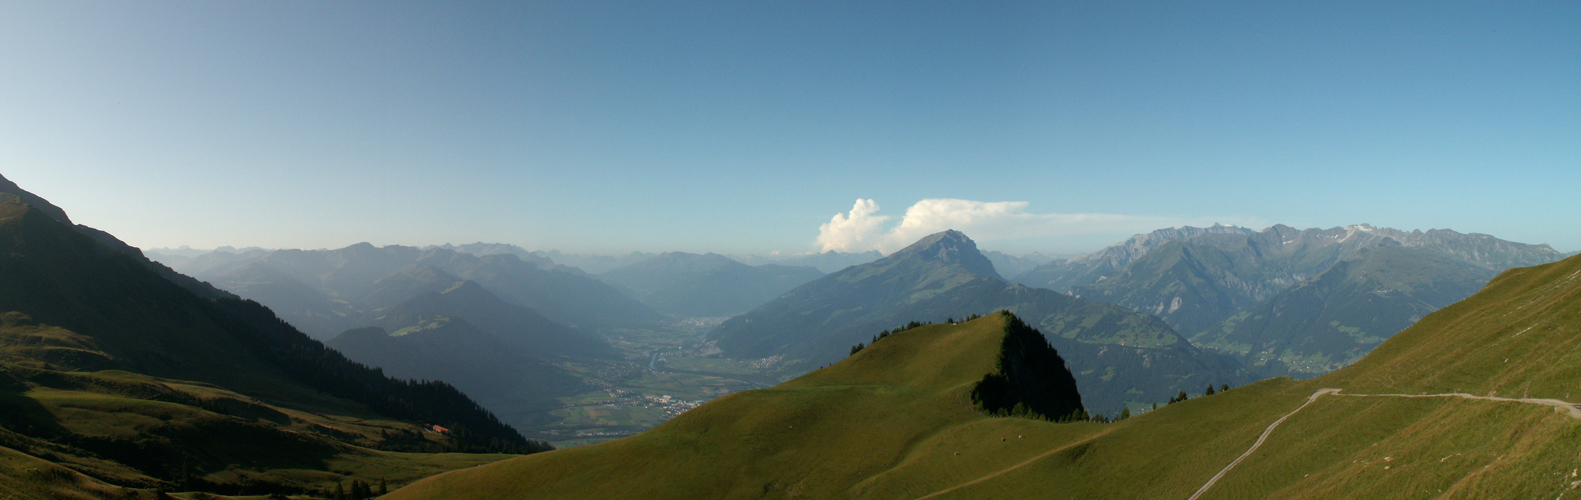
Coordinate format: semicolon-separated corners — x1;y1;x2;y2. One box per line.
889;230;1003;280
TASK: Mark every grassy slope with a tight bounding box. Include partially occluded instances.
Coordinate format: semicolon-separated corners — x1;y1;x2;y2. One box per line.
390;313;1114;499
0;320;514;495
396;255;1581;499
938;253;1581;499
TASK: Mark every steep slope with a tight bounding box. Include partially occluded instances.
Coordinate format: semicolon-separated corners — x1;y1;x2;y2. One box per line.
0;326;520;495
709;230;1247;412
0;174;233;301
600;252;824;317
0;191;539;494
1199;246;1494;376
388;313;1083;499
395;254;1581;500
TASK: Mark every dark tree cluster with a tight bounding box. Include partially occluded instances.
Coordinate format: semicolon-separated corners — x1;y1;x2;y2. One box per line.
1165;383;1232;406
970;312;1085;421
323;478;386;500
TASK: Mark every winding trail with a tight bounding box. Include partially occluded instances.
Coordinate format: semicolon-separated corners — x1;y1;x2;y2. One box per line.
1332;392;1581;418
1186;388;1341;500
1188;388;1581;499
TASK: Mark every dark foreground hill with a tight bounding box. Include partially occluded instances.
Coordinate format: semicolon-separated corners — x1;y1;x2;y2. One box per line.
394;254;1581;499
0;182;539;496
388;312;1084;499
709;230;1249;413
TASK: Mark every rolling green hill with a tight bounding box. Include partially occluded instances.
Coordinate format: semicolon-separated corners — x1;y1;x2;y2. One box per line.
709;230;1248;413
392;253;1581;499
388;312;1085;499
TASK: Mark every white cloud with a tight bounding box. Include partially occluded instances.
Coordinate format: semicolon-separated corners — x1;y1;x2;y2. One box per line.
815;198;1259;254
816;199;890;252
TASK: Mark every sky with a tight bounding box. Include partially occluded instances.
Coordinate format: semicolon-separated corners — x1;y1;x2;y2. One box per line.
2;1;1577;255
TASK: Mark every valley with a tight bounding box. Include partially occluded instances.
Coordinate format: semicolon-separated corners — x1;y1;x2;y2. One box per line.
529;325;787;448
6;4;1575;498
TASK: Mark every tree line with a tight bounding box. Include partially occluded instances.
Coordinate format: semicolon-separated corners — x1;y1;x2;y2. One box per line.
849;313;987;356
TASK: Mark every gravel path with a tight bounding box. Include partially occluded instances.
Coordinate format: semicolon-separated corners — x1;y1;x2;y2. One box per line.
1189;388;1581;499
1187;388;1340;500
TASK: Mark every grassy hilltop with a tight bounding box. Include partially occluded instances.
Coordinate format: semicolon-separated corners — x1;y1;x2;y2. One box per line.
393;253;1581;499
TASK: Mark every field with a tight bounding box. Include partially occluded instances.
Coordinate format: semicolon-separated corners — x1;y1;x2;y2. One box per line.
521;324;800;448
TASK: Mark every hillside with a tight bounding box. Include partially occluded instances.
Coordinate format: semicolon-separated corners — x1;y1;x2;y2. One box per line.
0;189;540;495
327;281;606;428
388;312;1085;499
709;230;1248;413
393;254;1581;499
600;252;824;318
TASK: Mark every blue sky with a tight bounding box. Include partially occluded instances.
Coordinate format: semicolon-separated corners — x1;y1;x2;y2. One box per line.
2;1;1576;255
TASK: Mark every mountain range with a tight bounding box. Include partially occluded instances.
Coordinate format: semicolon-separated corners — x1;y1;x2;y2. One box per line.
1013;223;1563;377
708;230;1250;413
165;243;663;339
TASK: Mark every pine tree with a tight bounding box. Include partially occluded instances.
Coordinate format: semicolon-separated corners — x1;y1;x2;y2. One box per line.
1119;407;1131;420
1205;384;1216;396
1221;383;1230;393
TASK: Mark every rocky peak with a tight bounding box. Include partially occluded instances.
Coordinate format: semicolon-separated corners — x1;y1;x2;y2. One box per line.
889;230;1003;280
